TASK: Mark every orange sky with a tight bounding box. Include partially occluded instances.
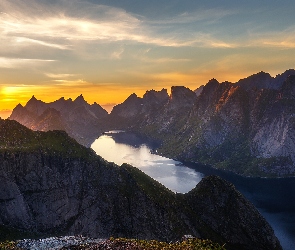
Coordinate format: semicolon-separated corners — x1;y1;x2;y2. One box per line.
1;0;295;118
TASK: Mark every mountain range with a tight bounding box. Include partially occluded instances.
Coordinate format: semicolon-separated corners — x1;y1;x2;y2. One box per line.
9;69;295;177
108;69;295;177
9;94;108;146
0;119;281;250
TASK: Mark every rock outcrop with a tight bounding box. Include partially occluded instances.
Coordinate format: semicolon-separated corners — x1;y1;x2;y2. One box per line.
0;120;281;250
9;95;108;146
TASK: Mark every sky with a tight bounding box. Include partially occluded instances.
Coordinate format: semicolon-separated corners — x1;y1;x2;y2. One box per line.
1;0;295;117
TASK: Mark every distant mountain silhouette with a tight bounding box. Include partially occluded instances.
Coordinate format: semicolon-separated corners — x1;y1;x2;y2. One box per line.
9;95;108;146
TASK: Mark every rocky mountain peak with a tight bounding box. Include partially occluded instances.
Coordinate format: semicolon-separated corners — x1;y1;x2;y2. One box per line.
143;89;169;105
207;78;220;86
26;95;39;105
25;95;47;116
170;86;195;99
236;71;274;90
13;103;24;110
74;94;87;106
186;175;281;250
58;97;65;101
169;86;196;108
9;95;108;146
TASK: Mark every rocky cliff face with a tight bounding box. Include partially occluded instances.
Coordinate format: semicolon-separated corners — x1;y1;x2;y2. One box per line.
109;70;295;177
9;95;108;147
0;120;281;249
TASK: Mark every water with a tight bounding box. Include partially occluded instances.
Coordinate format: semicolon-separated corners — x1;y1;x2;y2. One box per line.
91;131;203;193
91;131;295;250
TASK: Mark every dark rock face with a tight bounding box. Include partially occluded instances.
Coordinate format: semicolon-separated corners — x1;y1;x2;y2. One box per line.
185;176;280;250
0;120;281;249
9;95;108;147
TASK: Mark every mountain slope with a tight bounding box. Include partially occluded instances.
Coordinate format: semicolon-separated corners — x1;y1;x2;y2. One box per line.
109;70;295;177
0;119;281;250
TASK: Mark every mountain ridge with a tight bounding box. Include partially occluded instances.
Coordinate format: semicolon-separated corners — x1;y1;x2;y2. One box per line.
9;95;108;146
9;69;295;177
0;119;281;250
107;69;295;177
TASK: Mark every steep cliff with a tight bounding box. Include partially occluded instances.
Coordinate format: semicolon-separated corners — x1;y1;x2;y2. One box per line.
0;120;281;250
109;70;295;177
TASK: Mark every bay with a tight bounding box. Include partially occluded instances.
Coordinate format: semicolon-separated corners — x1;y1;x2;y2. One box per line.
91;131;295;250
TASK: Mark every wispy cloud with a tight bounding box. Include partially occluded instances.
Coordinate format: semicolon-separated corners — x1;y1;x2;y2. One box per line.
15;37;72;50
0;57;55;69
0;0;236;50
45;73;78;79
147;8;236;25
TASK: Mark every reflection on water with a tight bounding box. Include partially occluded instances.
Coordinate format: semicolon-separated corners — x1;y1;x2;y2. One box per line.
91;133;203;193
91;131;295;250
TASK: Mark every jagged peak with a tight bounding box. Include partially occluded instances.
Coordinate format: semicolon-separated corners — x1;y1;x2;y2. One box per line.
143;88;169;100
15;103;24;109
73;94;89;107
169;86;196;105
74;94;85;102
25;95;45;108
126;93;139;101
208;78;219;84
203;78;220;90
275;69;295;78
237;71;272;83
27;95;38;103
171;86;194;92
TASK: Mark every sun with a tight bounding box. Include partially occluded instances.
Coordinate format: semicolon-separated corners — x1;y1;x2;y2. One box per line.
2;86;24;96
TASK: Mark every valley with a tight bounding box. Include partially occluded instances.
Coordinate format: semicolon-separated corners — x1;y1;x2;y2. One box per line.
3;69;295;249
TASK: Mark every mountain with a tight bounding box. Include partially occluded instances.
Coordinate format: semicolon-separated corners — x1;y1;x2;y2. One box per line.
236;69;295;90
109;69;295;177
0;119;281;250
9;95;108;146
9;69;295;177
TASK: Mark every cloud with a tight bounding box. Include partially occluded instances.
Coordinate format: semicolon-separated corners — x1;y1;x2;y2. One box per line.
15;37;72;50
0;57;55;69
45;73;78;79
111;47;125;60
0;0;237;50
147;8;236;25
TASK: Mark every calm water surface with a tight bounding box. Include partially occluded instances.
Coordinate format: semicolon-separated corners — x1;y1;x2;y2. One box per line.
91;131;295;250
91;131;203;193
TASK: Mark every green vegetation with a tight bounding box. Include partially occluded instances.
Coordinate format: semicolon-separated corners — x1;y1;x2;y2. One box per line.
0;119;94;159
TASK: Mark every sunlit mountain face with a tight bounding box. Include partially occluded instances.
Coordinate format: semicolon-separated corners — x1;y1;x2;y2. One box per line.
1;0;295;117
